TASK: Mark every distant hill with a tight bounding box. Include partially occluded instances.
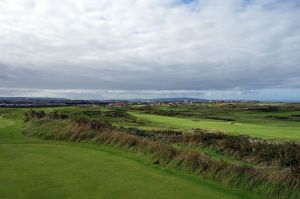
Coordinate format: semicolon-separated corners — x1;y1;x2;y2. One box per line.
0;97;69;102
127;97;208;103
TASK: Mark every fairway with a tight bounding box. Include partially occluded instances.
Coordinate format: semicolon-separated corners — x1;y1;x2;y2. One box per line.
131;112;300;140
0;118;261;199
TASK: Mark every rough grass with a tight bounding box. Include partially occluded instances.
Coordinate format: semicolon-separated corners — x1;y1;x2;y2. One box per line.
173;144;253;166
0;117;261;199
22;118;300;199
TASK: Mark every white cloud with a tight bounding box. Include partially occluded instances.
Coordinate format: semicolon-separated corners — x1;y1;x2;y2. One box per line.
0;87;257;100
0;0;299;93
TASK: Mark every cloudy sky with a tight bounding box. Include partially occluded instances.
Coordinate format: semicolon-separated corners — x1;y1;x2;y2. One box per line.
0;0;300;100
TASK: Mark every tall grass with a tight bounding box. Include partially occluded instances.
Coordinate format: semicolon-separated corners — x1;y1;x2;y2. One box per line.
22;117;300;199
123;127;300;173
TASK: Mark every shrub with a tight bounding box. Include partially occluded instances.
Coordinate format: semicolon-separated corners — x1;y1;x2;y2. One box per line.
24;109;46;121
279;143;300;174
125;127;300;173
49;110;68;119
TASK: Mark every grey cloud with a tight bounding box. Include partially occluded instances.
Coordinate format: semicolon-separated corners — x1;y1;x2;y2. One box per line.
0;74;9;80
0;87;263;100
0;0;299;94
0;87;299;102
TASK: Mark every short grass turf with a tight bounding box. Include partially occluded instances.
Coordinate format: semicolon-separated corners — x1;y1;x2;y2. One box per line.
0;117;261;199
130;112;300;140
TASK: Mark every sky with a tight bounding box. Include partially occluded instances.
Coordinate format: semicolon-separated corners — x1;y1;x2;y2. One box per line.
0;0;300;101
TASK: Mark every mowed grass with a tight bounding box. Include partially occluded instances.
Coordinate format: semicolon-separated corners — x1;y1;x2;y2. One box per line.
0;116;261;199
131;112;300;140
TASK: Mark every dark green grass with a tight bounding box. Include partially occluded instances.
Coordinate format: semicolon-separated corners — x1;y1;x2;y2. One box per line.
0;112;261;199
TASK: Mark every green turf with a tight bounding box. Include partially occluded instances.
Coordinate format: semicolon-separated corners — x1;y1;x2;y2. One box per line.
0;114;262;198
130;112;300;140
133;103;300;125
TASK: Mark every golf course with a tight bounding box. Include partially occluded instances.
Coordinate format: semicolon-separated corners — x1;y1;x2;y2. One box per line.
130;112;300;140
1;0;300;197
0;113;261;199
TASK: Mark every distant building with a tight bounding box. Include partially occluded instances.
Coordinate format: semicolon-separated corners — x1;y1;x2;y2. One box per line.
108;102;126;107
